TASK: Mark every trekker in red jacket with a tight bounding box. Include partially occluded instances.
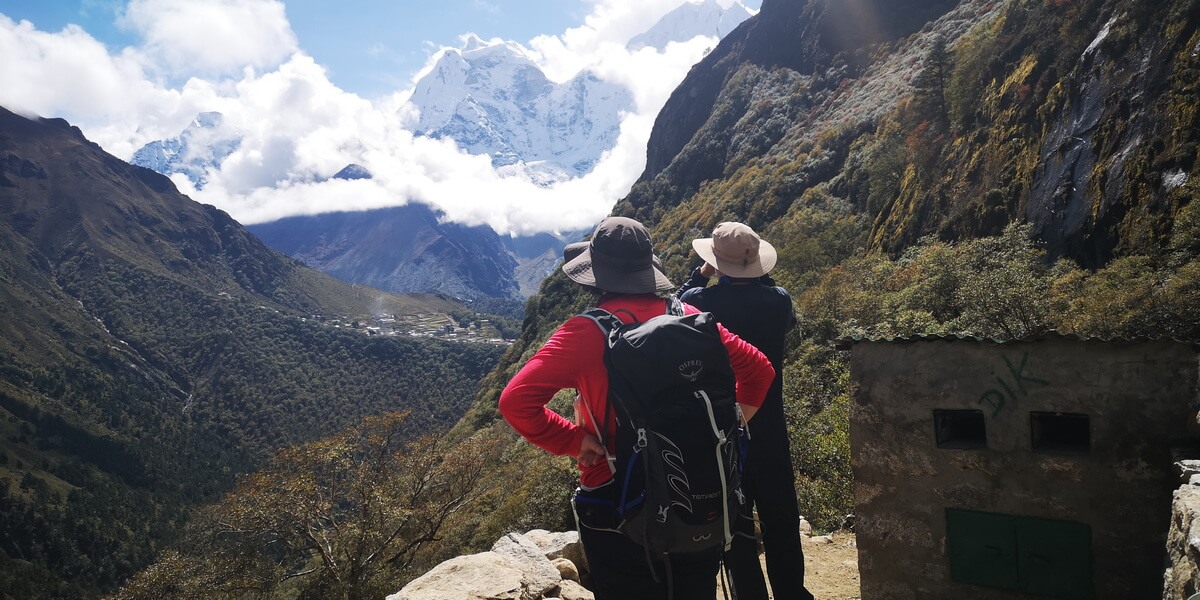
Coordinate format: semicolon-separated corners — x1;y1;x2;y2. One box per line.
499;216;775;600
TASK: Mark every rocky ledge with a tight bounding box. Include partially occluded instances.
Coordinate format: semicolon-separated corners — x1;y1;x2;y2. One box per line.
389;530;593;600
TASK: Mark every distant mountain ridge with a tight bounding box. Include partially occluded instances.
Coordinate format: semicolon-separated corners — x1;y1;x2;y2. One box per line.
408;2;754;183
247;203;522;301
244;167;586;302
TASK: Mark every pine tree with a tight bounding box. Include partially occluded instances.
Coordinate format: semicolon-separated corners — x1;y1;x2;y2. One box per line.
912;35;950;128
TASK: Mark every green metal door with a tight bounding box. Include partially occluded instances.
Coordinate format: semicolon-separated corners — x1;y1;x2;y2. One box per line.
947;508;1094;599
947;509;1019;589
1017;517;1093;599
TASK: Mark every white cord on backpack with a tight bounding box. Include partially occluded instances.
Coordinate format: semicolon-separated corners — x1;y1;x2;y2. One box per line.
578;310;626;475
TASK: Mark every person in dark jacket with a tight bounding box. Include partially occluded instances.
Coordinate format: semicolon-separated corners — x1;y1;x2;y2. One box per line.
677;222;814;600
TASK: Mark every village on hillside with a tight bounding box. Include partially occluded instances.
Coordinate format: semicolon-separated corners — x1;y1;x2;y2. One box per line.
306;311;513;346
235;291;514;346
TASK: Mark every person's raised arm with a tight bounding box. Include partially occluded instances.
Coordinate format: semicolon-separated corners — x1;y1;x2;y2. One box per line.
499;321;592;458
676;263;717;299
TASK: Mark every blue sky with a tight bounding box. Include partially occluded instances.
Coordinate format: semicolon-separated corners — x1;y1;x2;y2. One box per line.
0;0;589;97
0;0;756;233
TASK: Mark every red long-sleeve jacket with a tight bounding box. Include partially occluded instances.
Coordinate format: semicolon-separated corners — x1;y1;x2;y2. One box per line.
499;294;775;488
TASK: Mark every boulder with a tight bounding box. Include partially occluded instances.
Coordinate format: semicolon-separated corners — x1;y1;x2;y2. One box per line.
388;530;595;600
558;579;596;600
492;532;562;598
388;551;526;600
524;529;588;573
1176;460;1200;483
1164;484;1200;598
798;518;813;536
551;558;579;582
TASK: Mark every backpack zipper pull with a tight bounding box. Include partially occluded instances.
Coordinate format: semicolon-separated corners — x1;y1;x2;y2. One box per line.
636;428;648;448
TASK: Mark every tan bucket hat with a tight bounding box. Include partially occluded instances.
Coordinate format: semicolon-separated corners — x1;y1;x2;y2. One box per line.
562;217;673;294
691;222;778;278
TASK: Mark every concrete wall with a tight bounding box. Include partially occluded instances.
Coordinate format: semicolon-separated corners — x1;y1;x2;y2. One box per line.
849;338;1198;599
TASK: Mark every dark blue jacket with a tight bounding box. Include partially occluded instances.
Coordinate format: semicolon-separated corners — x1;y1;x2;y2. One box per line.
677;268;796;438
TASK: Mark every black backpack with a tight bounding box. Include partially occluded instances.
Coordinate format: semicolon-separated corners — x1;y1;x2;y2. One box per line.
578;298;746;556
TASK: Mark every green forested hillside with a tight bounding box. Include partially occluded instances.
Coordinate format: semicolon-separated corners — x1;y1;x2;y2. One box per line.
0;107;504;598
461;0;1200;538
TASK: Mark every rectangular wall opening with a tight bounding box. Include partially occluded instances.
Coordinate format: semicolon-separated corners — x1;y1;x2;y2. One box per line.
1030;412;1090;453
934;409;986;449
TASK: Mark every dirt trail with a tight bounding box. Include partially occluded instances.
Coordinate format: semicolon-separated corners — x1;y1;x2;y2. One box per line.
717;531;861;599
802;532;861;599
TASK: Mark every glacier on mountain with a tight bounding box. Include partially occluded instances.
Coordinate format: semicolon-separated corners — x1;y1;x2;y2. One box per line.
130;112;240;190
628;0;753;51
405;2;753;185
407;35;631;183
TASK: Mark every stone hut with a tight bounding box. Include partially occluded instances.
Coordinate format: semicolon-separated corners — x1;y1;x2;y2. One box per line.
845;335;1199;599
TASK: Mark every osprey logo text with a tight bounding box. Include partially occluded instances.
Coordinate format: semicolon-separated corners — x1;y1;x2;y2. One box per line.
678;359;704;381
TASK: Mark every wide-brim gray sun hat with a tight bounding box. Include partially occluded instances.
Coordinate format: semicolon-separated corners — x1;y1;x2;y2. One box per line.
692;221;778;278
564;240;663;271
562;217;672;294
563;241;589;263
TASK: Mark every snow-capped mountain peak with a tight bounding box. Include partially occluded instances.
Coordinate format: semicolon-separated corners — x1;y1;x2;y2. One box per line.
408;36;630;182
130;112;241;190
406;3;753;186
332;164;372;180
462;33;490;52
628;0;753;51
192;111;223;129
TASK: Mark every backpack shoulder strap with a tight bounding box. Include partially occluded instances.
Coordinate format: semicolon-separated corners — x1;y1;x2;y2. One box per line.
578;307;624;341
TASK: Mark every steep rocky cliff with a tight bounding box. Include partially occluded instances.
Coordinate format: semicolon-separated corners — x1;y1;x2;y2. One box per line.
626;0;1199;269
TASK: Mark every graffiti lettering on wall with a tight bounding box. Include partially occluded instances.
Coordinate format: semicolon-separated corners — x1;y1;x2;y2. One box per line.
977;352;1050;416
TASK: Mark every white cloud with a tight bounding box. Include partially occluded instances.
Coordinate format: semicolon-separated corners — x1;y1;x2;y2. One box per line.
0;0;735;235
529;0;699;82
593;37;716;113
120;0;297;75
0;16;180;150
